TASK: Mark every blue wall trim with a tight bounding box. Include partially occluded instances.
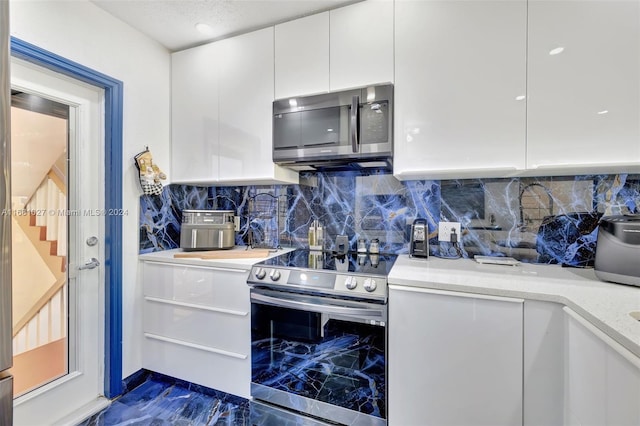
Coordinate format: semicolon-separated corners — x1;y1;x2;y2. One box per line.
11;37;124;398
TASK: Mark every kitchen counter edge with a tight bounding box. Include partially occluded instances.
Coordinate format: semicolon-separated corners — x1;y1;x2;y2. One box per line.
138;247;295;270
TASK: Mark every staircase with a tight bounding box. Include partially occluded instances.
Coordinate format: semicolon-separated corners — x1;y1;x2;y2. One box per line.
12;171;67;357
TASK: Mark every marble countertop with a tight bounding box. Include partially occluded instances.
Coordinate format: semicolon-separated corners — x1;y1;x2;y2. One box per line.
138;246;294;270
389;255;640;359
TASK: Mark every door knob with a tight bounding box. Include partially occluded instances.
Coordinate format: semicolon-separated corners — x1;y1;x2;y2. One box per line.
79;258;100;270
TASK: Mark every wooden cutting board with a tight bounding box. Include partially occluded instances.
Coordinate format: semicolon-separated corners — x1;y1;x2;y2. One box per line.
173;249;272;259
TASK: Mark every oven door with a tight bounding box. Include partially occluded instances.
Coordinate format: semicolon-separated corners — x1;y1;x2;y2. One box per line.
250;288;387;426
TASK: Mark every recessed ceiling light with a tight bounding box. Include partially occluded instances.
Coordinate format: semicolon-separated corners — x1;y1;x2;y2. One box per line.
597;110;609;115
515;95;526;101
195;23;214;36
549;47;565;56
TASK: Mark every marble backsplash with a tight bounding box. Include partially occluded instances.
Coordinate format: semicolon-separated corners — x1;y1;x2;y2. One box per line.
140;172;640;265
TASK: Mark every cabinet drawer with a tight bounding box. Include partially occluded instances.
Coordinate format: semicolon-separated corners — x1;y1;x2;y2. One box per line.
143;297;249;355
143;334;250;398
143;261;249;312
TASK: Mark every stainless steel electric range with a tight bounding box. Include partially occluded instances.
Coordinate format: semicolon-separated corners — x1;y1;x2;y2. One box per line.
247;249;396;426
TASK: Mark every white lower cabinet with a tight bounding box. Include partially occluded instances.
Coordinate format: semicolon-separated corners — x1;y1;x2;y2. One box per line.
564;307;640;426
389;285;524;425
141;261;251;398
523;301;565;426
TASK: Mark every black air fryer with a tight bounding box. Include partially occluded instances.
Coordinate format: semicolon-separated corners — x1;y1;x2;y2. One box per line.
594;214;640;287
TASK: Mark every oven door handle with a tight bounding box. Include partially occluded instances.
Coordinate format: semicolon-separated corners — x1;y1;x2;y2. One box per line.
250;292;385;322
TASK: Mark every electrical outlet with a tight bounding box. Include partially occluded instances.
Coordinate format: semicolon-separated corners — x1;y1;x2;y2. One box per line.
234;216;240;232
438;221;461;242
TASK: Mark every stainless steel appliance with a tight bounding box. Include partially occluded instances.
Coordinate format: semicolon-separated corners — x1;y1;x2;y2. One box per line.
179;209;235;251
0;1;13;423
410;218;429;258
273;83;393;171
595;214;640;287
247;249;396;426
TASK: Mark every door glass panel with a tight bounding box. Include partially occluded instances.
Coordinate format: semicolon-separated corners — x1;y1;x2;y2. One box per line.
9;91;69;397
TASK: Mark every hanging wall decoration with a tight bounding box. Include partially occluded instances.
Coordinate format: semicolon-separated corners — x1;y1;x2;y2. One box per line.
134;147;166;196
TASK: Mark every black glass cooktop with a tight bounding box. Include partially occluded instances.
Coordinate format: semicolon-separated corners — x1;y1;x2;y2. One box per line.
256;249;397;277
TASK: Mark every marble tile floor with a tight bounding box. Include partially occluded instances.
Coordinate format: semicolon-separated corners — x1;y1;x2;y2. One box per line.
78;371;249;426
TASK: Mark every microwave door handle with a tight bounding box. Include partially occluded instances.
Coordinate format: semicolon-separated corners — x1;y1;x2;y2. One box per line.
350;95;360;153
301;141;336;147
251;291;384;321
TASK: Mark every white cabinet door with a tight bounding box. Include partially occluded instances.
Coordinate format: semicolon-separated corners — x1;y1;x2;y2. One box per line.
141;261;252;398
217;27;298;185
329;0;393;91
389;286;523;426
393;0;527;181
524;301;565;426
275;12;330;99
606;341;640;426
171;43;220;183
564;307;640;426
527;1;640;175
565;309;607;425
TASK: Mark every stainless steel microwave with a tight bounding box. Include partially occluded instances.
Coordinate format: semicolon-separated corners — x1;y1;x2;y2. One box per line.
272;83;393;171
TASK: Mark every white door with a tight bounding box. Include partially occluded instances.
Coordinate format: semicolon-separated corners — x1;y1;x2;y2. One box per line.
10;57;107;424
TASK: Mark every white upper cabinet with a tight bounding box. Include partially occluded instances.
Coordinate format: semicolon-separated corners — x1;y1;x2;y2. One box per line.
275;12;330;99
171;42;220;184
171;28;298;186
393;0;527;180
527;1;640;175
329;0;394;91
218;27;297;185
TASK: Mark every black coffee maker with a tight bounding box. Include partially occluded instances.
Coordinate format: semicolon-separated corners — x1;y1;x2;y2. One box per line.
410;218;429;258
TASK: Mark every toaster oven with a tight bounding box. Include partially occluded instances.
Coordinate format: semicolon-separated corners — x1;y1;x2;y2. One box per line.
180;210;236;251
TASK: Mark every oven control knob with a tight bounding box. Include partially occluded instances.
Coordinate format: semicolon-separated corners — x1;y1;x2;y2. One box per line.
345;276;357;290
363;278;377;292
269;269;281;281
255;268;266;280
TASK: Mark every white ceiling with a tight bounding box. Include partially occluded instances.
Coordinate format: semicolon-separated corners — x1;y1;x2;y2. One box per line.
11;106;67;208
90;0;361;52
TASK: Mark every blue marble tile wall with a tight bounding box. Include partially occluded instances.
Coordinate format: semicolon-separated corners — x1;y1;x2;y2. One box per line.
140;172;640;265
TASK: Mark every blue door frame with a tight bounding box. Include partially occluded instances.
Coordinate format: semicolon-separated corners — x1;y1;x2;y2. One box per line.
11;37;124;398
